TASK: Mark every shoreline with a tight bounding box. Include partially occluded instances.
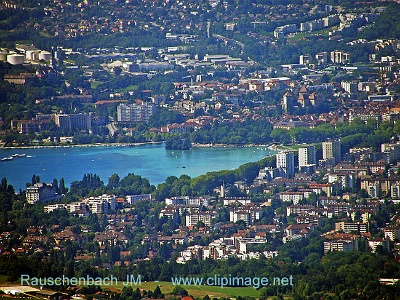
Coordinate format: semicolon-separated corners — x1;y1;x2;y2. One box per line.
1;141;278;191
1;141;279;150
0;141;163;150
192;143;273;149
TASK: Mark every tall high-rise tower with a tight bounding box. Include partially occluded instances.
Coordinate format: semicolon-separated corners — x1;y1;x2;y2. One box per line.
298;145;316;168
322;140;341;164
276;151;295;178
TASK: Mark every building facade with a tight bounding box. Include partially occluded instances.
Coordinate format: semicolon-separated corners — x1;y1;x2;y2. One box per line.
26;182;57;204
298;145;316;170
117;102;155;123
324;239;358;253
276;151;295;178
54;113;92;130
322;140;341;164
185;211;218;227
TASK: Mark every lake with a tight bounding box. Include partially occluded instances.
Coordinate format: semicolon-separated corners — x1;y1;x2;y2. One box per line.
0;143;276;191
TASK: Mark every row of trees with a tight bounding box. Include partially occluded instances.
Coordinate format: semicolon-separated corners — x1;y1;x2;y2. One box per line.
154;155;275;200
360;3;400;40
68;173;155;199
269;117;399;153
189;119;274;145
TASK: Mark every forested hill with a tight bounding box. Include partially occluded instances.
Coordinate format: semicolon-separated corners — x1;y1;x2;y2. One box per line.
360;3;400;40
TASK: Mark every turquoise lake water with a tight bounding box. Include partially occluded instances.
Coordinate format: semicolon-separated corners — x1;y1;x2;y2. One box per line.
0;143;276;191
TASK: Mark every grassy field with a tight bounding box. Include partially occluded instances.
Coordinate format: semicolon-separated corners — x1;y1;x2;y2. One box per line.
275;142;321;151
105;281;260;298
116;85;139;93
90;81;104;89
0;277;261;299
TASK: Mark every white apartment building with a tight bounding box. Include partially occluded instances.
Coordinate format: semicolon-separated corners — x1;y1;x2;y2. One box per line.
335;222;368;233
53;113;91;130
26;182;57;204
82;194;117;214
324;239;358;254
117;102;155;123
126;194;152;204
276;151;295;178
286;204;315;216
279;192;304;205
330;50;350;64
382;226;400;241
298;145;316;170
185;211;218;227
229;207;263;226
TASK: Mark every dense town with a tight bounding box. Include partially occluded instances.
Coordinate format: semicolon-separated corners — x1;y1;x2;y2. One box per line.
20;138;400;263
1;1;399;145
1;0;400;299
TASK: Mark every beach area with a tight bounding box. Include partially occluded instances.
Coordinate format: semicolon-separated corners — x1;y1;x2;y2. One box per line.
0;141;280;150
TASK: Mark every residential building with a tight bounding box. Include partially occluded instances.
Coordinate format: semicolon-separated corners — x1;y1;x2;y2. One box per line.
300;19;324;32
330;50;350;64
165;196;190;206
368;238;391;253
117;102;155;123
361;178;400;197
327;172;355;189
323;15;340;27
391;184;400;198
54;113;91;130
257;167;280;181
274;24;297;38
324;239;358;253
185;211;218;227
308;183;333;197
382;226;400;241
82;194;117;214
44;203;68;213
381;143;400;164
299;54;311;65
335;222;368;233
126;194;152;204
11;118;52;134
4;73;36;85
165;196;211;207
26;182;57;204
322;140;341;164
223;197;252;206
93;230;128;246
52;94;94;104
285;223;314;238
341;81;358;93
286;204;315;216
236;237;267;254
315;52;329;65
349;113;382;126
279;192;304;205
159;206;180;223
298;145;316;172
229;207;263;226
295;215;322;226
276;151;295;178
